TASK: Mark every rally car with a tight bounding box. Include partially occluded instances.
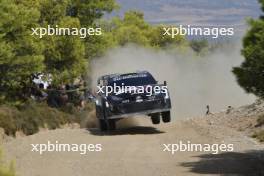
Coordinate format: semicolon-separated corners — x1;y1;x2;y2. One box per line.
95;71;171;131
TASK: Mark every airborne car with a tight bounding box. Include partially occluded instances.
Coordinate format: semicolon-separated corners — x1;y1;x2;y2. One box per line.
95;71;171;131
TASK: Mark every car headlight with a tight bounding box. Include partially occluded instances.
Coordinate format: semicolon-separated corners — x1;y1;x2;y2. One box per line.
105;101;110;108
164;93;169;99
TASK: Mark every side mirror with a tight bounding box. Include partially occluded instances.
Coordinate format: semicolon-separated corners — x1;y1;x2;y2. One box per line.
164;81;167;86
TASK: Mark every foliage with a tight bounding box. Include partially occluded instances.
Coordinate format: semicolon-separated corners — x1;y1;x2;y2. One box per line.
68;0;118;26
257;114;264;126
110;11;151;46
0;102;76;136
261;0;264;12
0;0;117;102
252;113;264;142
101;11;187;49
0;149;15;176
84;31;116;59
189;39;209;54
39;0;69;24
233;0;264;98
0;1;190;103
0;0;45;102
252;130;264;142
42;17;86;84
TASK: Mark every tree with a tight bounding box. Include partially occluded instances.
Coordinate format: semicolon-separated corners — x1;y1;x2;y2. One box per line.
106;11;187;49
233;0;264;98
189;39;209;54
0;0;117;102
39;0;69;24
39;0;118;83
0;0;44;102
68;0;118;26
42;17;86;85
148;25;187;49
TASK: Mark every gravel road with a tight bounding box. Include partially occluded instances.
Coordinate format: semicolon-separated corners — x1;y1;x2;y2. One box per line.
3;118;264;176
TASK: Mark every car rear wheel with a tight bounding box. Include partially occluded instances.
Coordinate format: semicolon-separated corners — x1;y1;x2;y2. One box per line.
151;113;160;124
162;111;171;123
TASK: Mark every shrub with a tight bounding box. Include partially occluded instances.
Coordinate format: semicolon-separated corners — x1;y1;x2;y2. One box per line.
0;107;18;135
252;130;264;142
0;101;77;136
61;102;95;125
257;114;264;126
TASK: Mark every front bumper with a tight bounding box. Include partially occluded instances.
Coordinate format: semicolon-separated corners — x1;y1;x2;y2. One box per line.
106;98;171;119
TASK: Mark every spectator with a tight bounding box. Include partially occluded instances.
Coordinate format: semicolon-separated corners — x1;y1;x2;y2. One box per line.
206;105;211;115
36;83;48;101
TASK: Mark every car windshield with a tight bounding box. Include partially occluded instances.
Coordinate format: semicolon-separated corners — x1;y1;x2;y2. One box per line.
108;74;156;87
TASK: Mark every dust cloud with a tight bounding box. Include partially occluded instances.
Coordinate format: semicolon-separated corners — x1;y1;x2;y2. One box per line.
91;43;256;120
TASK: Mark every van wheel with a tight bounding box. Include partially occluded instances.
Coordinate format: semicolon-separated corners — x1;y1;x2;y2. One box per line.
151;113;160;124
162;111;171;123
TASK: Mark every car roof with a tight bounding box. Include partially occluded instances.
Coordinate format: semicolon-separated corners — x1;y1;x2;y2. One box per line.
98;71;151;82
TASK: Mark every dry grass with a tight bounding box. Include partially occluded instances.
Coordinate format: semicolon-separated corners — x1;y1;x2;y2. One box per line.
0;149;16;176
257;114;264;126
252;130;264;142
0;102;77;136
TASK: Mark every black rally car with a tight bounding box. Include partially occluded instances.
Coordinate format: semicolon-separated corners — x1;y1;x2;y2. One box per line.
95;71;171;131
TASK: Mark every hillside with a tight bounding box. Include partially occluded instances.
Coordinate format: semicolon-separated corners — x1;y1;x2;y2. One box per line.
112;0;262;26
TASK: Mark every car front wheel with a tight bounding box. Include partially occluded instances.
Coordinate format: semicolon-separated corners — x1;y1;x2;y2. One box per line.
162;111;171;123
151;113;160;124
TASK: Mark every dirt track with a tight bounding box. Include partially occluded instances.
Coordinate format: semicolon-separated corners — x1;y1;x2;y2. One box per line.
3;118;264;176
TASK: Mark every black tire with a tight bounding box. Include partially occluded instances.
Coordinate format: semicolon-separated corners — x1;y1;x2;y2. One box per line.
95;105;101;118
99;119;108;131
107;119;116;131
97;97;109;131
151;113;160;124
162;111;171;123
